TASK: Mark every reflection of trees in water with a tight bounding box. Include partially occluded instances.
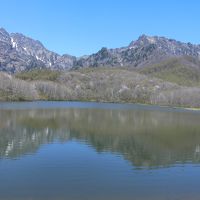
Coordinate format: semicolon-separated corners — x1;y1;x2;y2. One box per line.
0;126;70;159
1;108;200;167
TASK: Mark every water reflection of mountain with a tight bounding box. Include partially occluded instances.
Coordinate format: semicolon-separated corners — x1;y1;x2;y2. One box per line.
1;108;200;168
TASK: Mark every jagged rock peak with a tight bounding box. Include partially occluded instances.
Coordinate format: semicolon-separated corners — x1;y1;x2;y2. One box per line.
10;33;45;49
0;27;10;43
0;27;200;73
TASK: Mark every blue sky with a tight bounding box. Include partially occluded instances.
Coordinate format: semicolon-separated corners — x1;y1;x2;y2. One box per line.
0;0;200;56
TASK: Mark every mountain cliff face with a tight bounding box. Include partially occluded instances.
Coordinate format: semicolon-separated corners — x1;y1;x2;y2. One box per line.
76;35;200;68
0;27;200;73
0;28;44;72
0;28;75;73
10;33;59;67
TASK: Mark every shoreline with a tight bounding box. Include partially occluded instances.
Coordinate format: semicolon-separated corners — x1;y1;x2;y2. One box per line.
0;100;200;113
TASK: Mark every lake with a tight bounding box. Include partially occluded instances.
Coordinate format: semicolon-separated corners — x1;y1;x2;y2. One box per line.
0;101;200;200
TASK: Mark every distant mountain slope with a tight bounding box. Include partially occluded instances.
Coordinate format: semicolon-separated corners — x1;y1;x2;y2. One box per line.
139;56;200;86
10;33;59;67
0;27;200;73
76;35;200;68
0;28;45;73
0;28;75;73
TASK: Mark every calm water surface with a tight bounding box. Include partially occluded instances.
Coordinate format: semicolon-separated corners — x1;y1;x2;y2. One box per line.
0;101;200;200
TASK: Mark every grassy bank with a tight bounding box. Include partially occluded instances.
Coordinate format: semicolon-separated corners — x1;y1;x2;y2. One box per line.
0;68;199;108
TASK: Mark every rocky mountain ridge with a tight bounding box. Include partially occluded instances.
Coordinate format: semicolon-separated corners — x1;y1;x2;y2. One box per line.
0;27;200;73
